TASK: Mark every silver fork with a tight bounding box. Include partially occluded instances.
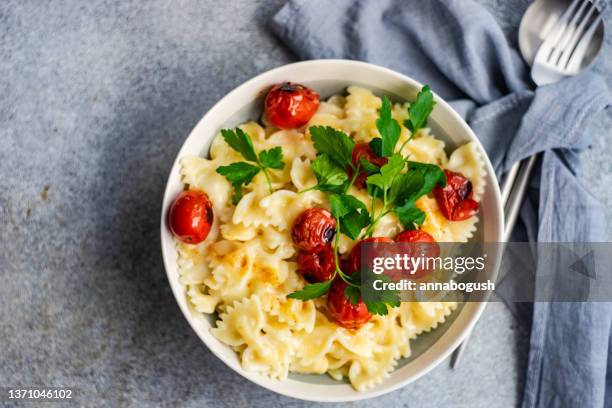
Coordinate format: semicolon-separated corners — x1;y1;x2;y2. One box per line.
451;0;604;368
531;0;603;85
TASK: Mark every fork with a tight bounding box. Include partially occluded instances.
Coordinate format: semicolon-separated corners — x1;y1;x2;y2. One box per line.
531;0;603;85
451;0;603;369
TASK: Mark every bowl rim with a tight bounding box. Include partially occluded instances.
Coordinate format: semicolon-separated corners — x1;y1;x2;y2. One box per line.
160;59;504;402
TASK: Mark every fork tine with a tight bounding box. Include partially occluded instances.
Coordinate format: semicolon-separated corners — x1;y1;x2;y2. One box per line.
566;14;603;73
537;0;582;59
548;0;589;63
558;1;597;68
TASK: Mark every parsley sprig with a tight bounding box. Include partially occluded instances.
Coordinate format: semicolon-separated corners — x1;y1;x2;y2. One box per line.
398;85;436;153
285;86;438;316
216;128;284;204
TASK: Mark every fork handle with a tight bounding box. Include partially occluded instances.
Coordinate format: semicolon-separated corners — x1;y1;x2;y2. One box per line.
450;154;540;368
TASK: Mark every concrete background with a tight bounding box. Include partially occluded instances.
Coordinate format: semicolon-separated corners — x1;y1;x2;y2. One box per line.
0;1;609;407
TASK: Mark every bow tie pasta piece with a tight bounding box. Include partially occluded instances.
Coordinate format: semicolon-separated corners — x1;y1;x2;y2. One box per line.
371;211;403;238
267;297;317;333
263;128;317;163
186;284;221;314
209;134;245;163
212;295;266;347
180;156;233;222
176;241;213;285
402;132;448;165
241;328;297;381
344;86;383;143
259;190;324;231
417;196;479;242
407;302;458;336
306;96;347;131
290;157;317;191
213;294;314;381
306;113;346;132
232;191;272;228
204;240;292;305
258;226;295;259
348;348;398;392
220;222;257;241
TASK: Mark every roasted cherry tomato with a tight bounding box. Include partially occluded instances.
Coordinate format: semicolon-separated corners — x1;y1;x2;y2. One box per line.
297;248;335;283
264;82;320;129
395;229;440;279
434;170;479;221
168;189;214;244
292;208;336;252
327;279;372;330
346;237;394;275
349;143;388;188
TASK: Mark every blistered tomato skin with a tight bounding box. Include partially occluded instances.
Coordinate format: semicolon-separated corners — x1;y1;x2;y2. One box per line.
349;143;388;188
264;82;320;129
434;170;479;221
327;279;372;330
395;229;440;279
297;248;335;283
346;237;394;275
292;208;337;252
168;189;214;244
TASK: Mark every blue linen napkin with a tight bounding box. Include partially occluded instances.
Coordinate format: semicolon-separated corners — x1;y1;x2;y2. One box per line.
271;1;612;406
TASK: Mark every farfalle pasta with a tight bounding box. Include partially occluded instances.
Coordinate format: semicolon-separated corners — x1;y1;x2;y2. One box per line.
173;85;485;391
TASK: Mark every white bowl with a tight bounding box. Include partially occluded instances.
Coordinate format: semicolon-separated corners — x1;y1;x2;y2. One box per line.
160;59;504;402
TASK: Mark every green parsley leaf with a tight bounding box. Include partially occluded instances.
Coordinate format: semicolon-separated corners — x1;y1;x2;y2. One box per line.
389;171;424;206
231;184;245;206
365;153;405;192
216;162;260;185
310;126;356;170
369;138;383;157
407;161;446;197
346;271;362;286
330;194;371;240
405;85;435;133
361;274;400;315
395;199;426;229
376;96;401;156
359;157;380;175
287;280;331;300
365;301;390;315
220;128;258;162
344;285;361;306
258;147;284;170
216;162;261;204
311;154;349;192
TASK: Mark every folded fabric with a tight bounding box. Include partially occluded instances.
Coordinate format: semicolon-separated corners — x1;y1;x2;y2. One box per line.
271;1;612;407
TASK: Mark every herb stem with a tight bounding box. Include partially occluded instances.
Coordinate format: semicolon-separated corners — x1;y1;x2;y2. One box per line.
262;167;274;194
331;215;360;288
297;185;317;195
398;134;414;155
345;163;360;193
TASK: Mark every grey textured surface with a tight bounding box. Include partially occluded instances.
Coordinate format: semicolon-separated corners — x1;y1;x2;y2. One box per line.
0;1;609;407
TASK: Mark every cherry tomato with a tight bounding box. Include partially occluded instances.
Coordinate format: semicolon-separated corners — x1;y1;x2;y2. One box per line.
349;143;388;188
264;82;320;129
346;237;394;275
297;248;335;283
326;279;372;330
292;208;336;252
168;189;214;244
395;230;440;279
434;170;479;221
